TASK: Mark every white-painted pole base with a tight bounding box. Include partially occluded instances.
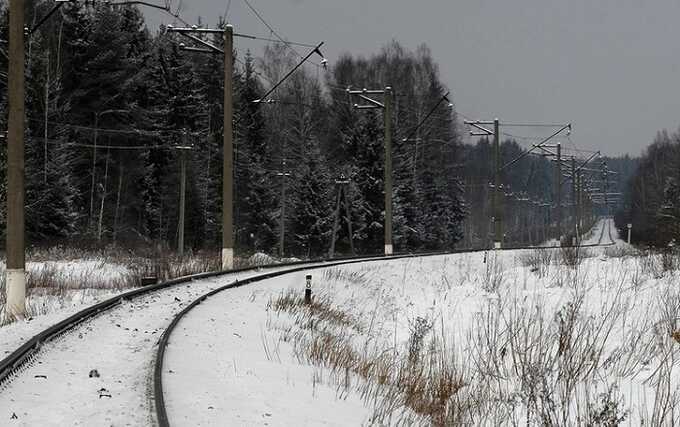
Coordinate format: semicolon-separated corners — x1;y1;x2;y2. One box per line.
494;241;502;249
221;248;234;271
5;268;26;320
384;244;393;255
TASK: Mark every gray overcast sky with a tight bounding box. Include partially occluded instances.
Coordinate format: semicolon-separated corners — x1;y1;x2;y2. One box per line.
146;0;680;156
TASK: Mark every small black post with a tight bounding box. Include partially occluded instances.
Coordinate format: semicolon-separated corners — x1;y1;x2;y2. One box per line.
304;274;312;304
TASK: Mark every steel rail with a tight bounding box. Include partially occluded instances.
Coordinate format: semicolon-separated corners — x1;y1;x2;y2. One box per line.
152;239;616;426
152;251;448;426
0;251;423;384
0;229;615;422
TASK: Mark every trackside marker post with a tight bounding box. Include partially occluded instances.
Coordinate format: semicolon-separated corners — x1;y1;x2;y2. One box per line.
305;274;312;304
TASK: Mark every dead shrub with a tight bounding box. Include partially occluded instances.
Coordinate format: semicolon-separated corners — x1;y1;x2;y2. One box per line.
482;251;505;293
560;245;592;268
519;249;553;278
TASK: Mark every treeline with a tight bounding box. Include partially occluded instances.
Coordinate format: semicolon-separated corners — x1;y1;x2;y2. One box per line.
0;2;633;256
616;129;678;245
0;2;467;256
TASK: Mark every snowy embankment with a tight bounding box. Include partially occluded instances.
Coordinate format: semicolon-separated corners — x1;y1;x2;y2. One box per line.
0;262;326;426
0;259;132;357
162;218;680;425
0;251;293;358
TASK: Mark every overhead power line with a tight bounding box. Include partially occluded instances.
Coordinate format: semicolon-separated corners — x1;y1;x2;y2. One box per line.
241;0;324;69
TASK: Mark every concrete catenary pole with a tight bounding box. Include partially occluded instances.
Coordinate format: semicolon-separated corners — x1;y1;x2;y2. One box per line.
555;142;562;244
384;86;393;255
571;157;577;243
222;25;234;270
493;118;502;248
577;171;583;231
278;158;289;257
6;0;26;318
178;149;187;257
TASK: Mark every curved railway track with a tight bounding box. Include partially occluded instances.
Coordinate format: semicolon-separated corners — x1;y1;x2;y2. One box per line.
0;225;616;425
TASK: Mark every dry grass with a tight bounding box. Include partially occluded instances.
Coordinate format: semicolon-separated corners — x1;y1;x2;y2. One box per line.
267;248;680;425
270;289;362;332
482;251;505;293
0;246;271;323
519;248;554;278
269;290;473;425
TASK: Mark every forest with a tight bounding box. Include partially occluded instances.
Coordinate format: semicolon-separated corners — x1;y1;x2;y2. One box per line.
0;1;635;257
616;129;680;246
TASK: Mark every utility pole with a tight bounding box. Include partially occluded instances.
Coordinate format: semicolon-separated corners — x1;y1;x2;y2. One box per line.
329;174;354;257
6;0;25;319
222;25;234;269
384;87;393;255
555;142;562;244
493;119;501;248
44;51;49;184
178;150;186;256
168;24;324;268
577;171;583;231
277;159;291;257
2;0;181;319
176;135;193;257
347;87;394;254
166;24;235;269
464;119;502;248
571;156;577;243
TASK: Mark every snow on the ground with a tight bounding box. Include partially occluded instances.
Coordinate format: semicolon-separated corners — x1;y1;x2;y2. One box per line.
3;218;669;425
161;218;680;425
0;290;121;359
162;270;377;427
0;263;333;426
0;259;134;356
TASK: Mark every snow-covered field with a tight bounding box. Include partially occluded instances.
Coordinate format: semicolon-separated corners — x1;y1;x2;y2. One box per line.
162;219;680;426
4;218;679;426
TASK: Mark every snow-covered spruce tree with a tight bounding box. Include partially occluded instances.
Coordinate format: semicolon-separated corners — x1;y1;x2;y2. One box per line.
290;136;332;257
286;74;332;257
140;34;208;248
624;130;678;245
20;3;86;241
49;3;154;244
346;110;385;254
234;51;278;253
657;175;680;243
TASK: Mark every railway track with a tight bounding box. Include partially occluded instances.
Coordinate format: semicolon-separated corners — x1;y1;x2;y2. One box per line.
0;252;448;425
0;227;615;425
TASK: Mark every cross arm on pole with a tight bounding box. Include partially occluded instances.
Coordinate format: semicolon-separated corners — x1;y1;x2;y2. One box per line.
348;89;387;95
165;25;225;35
464;120;493;136
178;33;223;54
500;123;571;172
574;151;600;173
179;46;215;54
356;94;384;109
